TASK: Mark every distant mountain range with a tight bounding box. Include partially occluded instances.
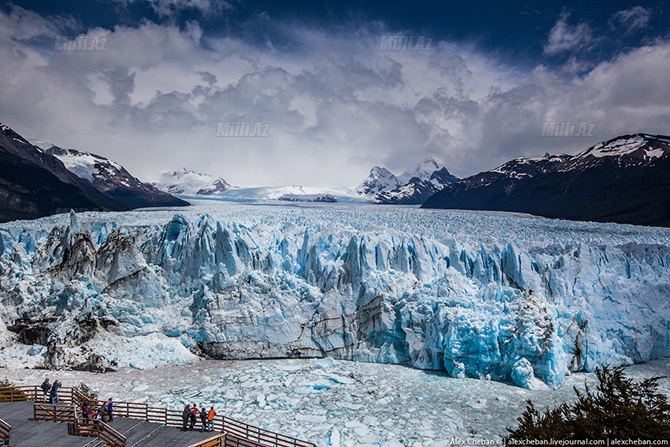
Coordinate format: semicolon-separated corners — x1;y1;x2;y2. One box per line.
153;168;232;196
154;158;460;205
0;123;187;223
357;158;459;204
6;121;668;227
422;134;670;227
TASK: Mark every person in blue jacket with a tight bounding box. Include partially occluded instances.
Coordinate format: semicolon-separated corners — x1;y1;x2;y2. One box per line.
49;380;61;403
106;398;114;422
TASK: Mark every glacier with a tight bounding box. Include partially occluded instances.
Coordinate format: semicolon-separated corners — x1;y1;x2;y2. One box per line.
0;202;669;390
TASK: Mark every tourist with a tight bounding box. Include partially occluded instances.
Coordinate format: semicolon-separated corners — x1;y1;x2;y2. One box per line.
182;404;191;431
99;401;109;422
81;402;91;421
207;407;217;432
107;398;114;422
50;379;61;403
189;404;197;430
199;406;207;431
40;378;51;402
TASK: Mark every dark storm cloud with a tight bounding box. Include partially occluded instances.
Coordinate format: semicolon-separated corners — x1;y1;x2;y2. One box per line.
1;5;669;186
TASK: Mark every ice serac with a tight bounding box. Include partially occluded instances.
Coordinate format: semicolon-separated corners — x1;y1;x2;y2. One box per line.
0;210;669;389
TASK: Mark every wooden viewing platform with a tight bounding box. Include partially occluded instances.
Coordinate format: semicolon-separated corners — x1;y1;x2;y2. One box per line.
0;385;316;447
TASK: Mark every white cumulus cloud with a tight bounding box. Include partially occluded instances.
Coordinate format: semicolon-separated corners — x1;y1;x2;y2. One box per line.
0;7;669;188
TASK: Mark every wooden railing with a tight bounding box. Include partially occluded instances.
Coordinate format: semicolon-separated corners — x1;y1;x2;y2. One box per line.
0;417;11;446
1;385;315;447
73;418;99;438
189;434;227;447
97;422;126;447
30;401;126;447
189;432;270;447
33;403;76;422
0;385;36;403
67;388;314;447
74;417;126;447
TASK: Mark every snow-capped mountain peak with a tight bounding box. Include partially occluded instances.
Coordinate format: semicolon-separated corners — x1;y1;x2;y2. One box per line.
490;154;572;180
27;138;131;184
423;133;670;226
397;157;442;184
46;146;124;183
360;158;459;205
172;167;200;177
0;126;187;222
154;168;232;196
576;133;670;161
39;145;189;209
356;166;399;195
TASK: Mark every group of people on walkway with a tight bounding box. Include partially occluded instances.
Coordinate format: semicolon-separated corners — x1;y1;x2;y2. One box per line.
182;404;217;432
40;378;62;403
40;378;114;423
81;398;114;423
41;377;218;433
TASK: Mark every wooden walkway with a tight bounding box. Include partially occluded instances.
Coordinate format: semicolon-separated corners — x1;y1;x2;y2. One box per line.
0;400;215;447
0;401;90;447
0;386;315;447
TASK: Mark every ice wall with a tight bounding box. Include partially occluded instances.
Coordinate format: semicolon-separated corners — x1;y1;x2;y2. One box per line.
0;208;669;389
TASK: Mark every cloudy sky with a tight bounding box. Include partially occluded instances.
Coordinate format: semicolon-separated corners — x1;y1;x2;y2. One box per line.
1;1;669;187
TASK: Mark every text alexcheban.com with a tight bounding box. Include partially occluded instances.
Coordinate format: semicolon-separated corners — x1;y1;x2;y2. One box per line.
443;439;669;446
502;440;669;446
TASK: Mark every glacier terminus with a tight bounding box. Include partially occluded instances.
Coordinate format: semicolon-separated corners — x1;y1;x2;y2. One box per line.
0;202;669;391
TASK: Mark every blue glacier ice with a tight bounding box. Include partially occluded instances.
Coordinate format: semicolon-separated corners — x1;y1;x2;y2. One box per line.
0;203;669;389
